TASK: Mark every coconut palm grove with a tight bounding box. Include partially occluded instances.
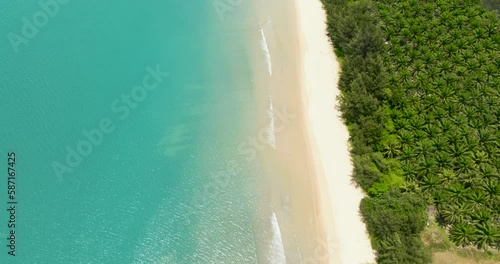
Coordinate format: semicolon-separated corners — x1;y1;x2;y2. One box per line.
322;0;499;262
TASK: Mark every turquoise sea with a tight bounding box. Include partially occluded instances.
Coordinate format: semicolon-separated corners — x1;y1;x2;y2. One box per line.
0;1;280;263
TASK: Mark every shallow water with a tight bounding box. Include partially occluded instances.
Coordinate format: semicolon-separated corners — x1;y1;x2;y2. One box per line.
0;0;286;263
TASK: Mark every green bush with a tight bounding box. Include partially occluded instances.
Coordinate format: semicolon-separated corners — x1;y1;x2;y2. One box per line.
360;190;431;263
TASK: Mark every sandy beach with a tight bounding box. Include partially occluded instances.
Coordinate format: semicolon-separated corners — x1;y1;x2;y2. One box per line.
293;0;376;263
248;0;375;262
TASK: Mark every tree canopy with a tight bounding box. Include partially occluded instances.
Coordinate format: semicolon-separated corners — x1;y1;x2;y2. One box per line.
322;0;500;262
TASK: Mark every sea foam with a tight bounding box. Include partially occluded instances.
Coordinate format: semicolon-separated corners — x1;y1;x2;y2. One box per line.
269;212;286;263
259;28;273;76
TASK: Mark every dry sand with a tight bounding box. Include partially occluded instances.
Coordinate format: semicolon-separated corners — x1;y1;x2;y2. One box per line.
293;0;376;262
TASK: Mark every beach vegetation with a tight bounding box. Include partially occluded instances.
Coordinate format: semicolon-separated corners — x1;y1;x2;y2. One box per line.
321;0;500;262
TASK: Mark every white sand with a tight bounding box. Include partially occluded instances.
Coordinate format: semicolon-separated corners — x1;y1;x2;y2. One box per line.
294;0;376;263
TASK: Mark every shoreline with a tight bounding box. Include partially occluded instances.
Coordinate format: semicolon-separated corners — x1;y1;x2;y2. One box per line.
246;0;375;261
292;0;376;263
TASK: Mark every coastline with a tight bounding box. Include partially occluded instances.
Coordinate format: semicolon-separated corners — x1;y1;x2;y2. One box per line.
246;0;375;262
292;0;376;263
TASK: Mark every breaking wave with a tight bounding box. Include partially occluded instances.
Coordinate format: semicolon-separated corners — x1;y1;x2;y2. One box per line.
259;28;273;76
269;212;286;263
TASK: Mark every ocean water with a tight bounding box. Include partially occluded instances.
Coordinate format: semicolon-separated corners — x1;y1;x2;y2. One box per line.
0;0;283;263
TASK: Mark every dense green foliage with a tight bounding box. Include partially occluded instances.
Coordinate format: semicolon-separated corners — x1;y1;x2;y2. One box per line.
322;0;500;262
361;190;431;263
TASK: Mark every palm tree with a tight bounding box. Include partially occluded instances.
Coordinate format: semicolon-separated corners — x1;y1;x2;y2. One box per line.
463;132;480;152
484;64;496;80
440;204;466;225
481;179;500;200
420;173;441;193
477;54;488;67
411;60;424;75
471;42;485;55
449;143;468;159
485;23;497;37
471;210;492;225
434;108;447;120
445;184;466;204
452;114;468;127
431;136;448;152
427;66;440;80
458;172;478;186
451;54;463;65
436;85;455;104
443;73;457;86
415;140;433;159
455;156;475;175
460;50;474;61
388;74;399;86
400;181;420;193
422;50;434;65
471;151;488;166
435;151;452;168
394;118;410;131
401;145;415;162
466;189;486;209
439;168;456;186
466;59;480;72
395;55;409;70
450;223;476;247
410;116;426;130
382;138;401;158
423;123;440;137
402;161;417;180
474;223;500;250
446;130;461;146
397;129;414;145
478;128;495;147
414;130;428;141
445;44;458;56
399;69;412;84
432;191;447;209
